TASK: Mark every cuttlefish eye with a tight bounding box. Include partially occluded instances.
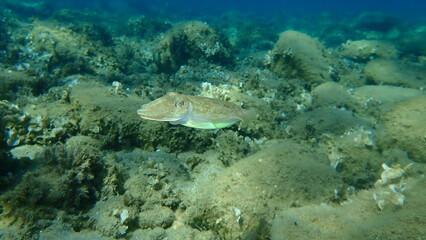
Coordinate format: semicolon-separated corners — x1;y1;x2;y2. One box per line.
174;101;185;107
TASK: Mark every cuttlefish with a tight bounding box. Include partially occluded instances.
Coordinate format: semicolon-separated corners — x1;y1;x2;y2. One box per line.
137;92;255;129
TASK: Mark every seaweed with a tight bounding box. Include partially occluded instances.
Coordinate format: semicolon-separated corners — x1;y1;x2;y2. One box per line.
0;143;106;231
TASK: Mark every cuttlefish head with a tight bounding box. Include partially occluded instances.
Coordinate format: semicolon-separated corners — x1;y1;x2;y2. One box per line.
137;92;191;122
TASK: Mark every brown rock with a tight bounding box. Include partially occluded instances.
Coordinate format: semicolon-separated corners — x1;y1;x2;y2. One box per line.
380;95;426;162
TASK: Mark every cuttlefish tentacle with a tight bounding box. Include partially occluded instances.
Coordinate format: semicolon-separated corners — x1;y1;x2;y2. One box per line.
137;92;255;129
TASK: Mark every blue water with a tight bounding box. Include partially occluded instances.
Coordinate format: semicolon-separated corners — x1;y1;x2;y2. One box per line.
158;0;426;17
42;0;426;20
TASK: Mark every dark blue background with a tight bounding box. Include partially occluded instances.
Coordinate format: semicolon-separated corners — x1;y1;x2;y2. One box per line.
54;0;426;19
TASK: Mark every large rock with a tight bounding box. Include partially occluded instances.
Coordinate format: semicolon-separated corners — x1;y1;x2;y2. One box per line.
267;30;332;87
290;108;371;138
271;175;425;240
398;30;426;56
339;40;398;62
353;85;423;111
311;82;357;109
379;95;426;163
364;59;426;88
0;70;47;101
353;85;422;104
154;21;233;73
184;140;344;239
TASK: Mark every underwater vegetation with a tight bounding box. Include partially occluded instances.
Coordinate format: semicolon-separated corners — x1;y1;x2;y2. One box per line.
0;0;425;239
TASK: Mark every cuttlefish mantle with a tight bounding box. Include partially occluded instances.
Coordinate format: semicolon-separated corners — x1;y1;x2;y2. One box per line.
137;92;255;129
